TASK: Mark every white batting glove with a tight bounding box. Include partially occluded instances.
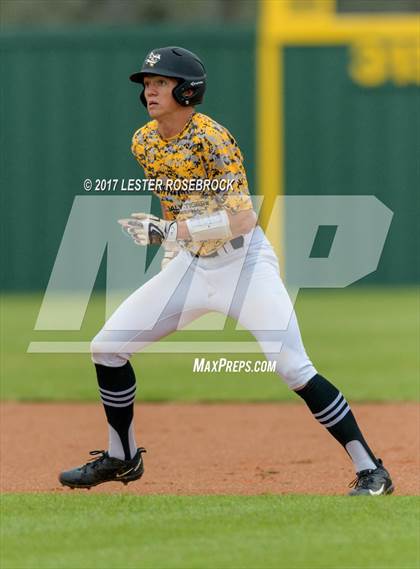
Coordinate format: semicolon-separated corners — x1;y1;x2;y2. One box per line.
118;213;178;246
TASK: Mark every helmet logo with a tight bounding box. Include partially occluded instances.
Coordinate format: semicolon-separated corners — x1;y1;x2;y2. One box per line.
190;81;203;86
145;52;161;67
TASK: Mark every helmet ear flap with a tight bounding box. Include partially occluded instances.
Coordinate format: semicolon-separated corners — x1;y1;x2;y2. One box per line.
172;80;205;107
172;84;184;106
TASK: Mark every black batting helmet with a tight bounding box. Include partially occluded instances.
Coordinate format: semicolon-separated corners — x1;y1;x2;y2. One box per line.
130;46;206;107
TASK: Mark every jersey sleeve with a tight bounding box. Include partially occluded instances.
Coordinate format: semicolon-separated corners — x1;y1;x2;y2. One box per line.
201;129;253;214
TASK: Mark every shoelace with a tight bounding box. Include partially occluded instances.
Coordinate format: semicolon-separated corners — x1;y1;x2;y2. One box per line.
80;450;107;472
79;448;147;473
348;468;376;489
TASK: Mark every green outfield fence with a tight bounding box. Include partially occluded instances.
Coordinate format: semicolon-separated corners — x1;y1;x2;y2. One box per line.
1;25;418;290
284;46;419;285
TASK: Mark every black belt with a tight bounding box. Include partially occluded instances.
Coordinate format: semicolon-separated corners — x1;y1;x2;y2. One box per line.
194;236;244;258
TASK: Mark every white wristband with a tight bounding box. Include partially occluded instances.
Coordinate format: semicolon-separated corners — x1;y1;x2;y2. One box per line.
186;210;232;241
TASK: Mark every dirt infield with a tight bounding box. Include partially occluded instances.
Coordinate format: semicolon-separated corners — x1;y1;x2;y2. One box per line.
1;402;419;495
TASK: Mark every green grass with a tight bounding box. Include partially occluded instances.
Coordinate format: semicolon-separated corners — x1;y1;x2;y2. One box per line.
1;287;418;402
1;494;419;569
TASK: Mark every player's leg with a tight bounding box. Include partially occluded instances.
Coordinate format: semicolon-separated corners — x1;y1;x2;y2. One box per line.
59;253;208;488
91;252;207;458
227;241;393;494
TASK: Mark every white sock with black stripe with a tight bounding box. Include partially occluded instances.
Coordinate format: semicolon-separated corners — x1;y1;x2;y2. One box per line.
296;374;378;473
95;362;138;460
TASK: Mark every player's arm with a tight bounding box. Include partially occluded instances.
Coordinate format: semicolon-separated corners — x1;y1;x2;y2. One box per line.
119;206;256;246
176;128;257;241
121;160;256;244
176;209;256;240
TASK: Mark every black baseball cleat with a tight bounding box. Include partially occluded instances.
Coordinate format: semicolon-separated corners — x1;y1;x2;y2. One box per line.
348;459;394;496
59;447;146;489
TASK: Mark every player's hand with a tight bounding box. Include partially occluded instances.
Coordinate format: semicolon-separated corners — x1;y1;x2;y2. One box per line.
118;213;178;246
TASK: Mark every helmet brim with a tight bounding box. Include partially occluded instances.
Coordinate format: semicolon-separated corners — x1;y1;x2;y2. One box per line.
129;69;183;84
129;72;144;84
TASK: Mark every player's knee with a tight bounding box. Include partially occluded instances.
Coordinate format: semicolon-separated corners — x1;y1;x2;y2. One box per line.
90;332;128;367
272;355;317;391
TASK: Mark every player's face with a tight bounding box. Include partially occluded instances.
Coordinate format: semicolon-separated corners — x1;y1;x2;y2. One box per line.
143;75;180;118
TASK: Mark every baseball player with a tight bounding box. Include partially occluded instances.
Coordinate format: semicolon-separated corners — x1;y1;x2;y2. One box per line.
59;47;393;496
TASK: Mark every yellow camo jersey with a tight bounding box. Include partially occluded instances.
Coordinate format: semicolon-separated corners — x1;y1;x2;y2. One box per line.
131;112;253;256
